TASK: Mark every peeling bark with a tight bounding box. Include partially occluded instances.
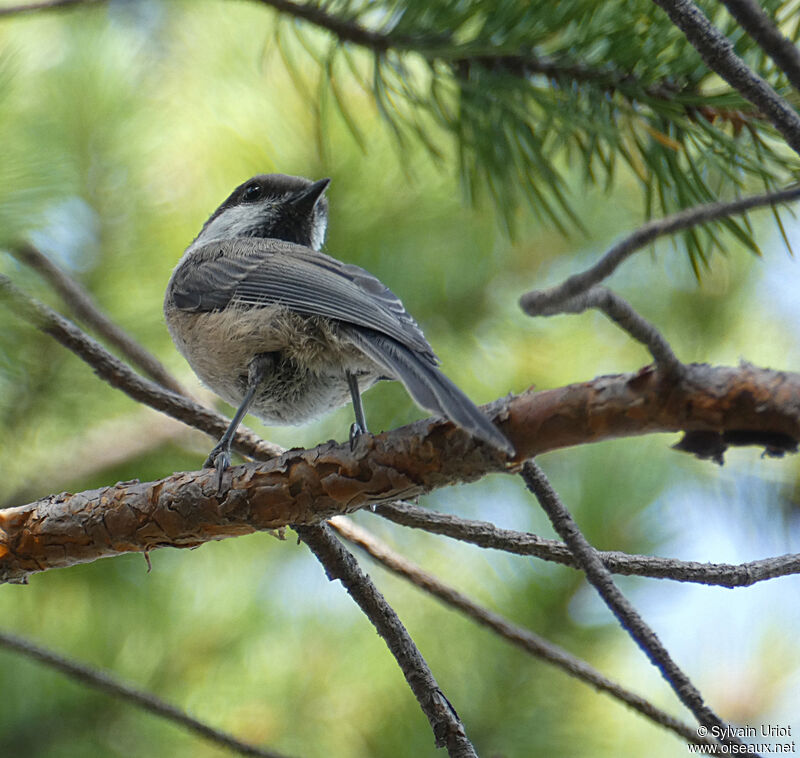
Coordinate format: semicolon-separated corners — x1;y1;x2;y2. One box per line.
2;361;798;584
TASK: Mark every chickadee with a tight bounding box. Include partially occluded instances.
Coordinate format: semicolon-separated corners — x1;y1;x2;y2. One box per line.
164;174;514;487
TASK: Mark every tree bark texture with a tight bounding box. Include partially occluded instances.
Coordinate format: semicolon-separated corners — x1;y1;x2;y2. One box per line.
2;362;797;583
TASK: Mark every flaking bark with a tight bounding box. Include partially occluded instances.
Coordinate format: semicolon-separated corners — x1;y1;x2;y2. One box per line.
2;361;798;584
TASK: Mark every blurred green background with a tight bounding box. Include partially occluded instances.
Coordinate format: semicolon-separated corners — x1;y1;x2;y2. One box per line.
0;2;798;757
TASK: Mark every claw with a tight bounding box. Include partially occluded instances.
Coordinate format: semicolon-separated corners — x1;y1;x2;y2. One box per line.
204;444;231;493
349;421;365;451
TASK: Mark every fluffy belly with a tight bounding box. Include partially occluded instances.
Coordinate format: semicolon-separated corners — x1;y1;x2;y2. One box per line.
165;304;382;425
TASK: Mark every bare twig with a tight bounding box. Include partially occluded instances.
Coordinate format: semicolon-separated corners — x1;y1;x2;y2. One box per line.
0;629;294;758
331;516;718;747
649;0;800;157
520;460;750;753
520;184;800;316
375;501;800;588
0;0;103;16
293;524;477;757
0;274;283;462
10;243;186;395
719;0;800;92
540;286;683;374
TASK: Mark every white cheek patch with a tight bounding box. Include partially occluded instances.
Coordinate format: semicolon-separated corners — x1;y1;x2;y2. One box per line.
196;204;275;246
310;211;328;251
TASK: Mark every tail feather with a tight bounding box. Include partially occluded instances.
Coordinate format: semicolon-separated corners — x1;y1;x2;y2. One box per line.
346;328;515;456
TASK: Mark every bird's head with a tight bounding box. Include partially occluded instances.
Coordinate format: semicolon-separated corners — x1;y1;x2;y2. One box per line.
194;173;330;250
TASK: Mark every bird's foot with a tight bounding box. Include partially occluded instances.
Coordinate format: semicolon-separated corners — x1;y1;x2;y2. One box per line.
349;421;368;451
204;443;232;493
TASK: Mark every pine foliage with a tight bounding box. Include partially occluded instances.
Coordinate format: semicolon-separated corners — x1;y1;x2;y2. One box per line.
273;0;800;267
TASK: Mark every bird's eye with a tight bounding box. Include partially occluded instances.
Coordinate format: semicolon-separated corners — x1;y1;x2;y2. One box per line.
242;184;263;203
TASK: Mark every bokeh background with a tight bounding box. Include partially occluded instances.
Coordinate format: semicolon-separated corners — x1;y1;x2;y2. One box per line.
0;2;798;756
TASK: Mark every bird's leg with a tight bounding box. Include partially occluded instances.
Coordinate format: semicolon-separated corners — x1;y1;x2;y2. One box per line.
205;352;275;491
346;370;369;450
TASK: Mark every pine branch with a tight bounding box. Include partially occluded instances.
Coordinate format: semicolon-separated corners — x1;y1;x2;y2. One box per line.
4;0;797;246
331;516;719;748
0;629;294;758
375;502;800;588
452;53;683;101
719;0;800;92
519;183;800;315
256;0;684;104
9;242;186;395
521;460;750;753
255;0;800;242
650;0;800;157
293;523;477;757
2;360;798;583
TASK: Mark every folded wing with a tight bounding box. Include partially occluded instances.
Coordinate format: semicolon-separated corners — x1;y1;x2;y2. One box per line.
169;238;437;362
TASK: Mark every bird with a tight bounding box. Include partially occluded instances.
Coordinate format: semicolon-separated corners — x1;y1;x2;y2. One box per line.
164;173;514;488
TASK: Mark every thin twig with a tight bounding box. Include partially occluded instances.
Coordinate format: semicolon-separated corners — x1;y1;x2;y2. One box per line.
292;524;477;757
519;184;800;315
0;274;283;462
0;0;103;16
520;460;752;753
331;516;717;747
10;243;186;395
0;629;294;758
719;0;800;92
375;501;800;588
649;0;800;157
546;286;683;374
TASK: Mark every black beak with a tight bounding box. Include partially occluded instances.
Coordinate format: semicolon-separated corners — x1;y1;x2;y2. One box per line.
289;178;330;214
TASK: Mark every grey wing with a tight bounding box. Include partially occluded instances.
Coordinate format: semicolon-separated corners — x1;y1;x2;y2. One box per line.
169;238;438;362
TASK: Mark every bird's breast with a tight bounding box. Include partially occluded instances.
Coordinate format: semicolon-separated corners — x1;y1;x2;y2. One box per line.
164;303;382;424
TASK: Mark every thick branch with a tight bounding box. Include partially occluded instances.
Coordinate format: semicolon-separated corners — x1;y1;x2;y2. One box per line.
294;524;476;756
520;184;800;315
331;517;717;747
521;460;747;751
375;502;800;587
650;0;800;157
0;629;293;758
1;361;798;583
10;243;185;395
